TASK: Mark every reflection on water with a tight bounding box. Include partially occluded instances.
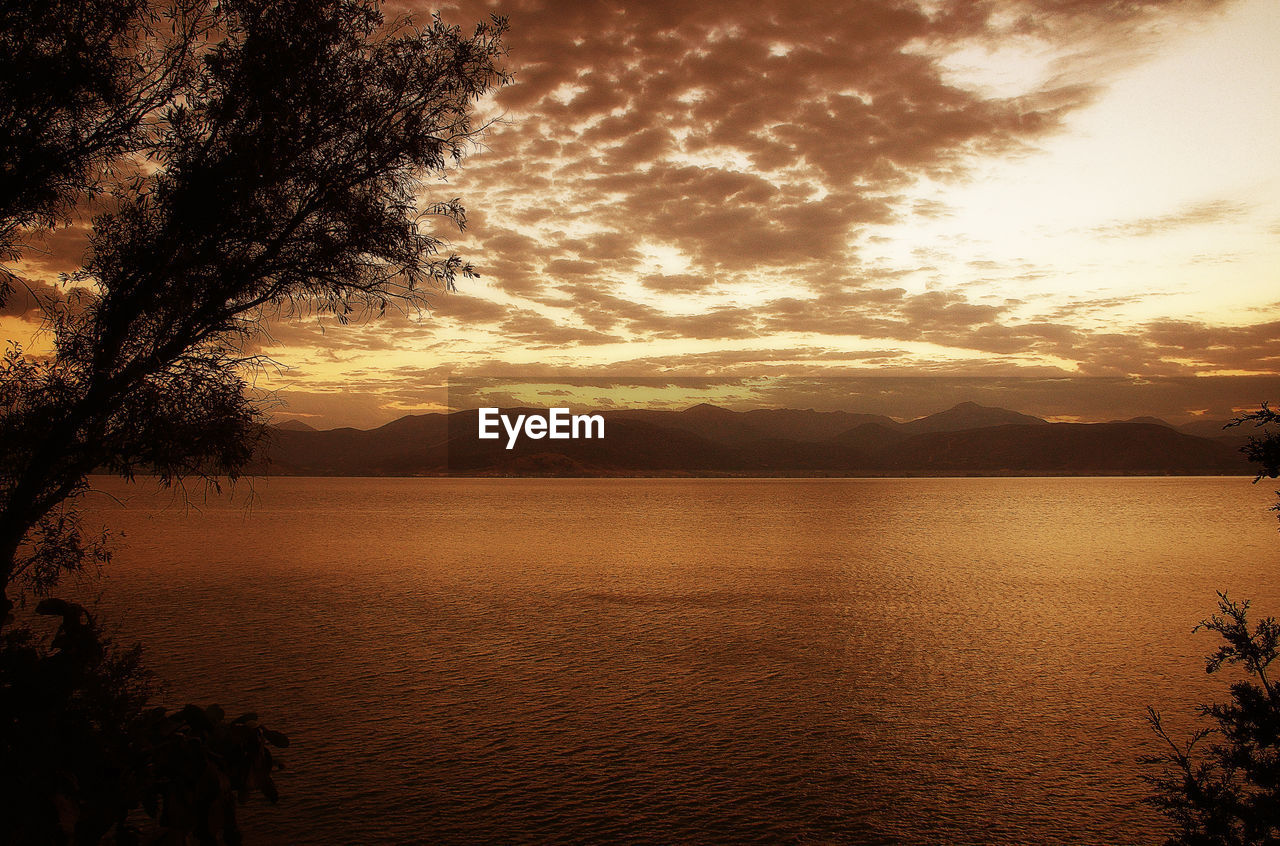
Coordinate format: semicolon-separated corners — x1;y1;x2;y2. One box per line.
81;477;1280;844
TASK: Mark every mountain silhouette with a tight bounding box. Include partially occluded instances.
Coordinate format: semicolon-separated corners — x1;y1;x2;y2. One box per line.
829;422;911;457
1119;416;1173;428
604;405;895;446
900;401;1048;434
884;421;1239;475
1178;418;1241;439
274;419;318;431
254;402;1253;476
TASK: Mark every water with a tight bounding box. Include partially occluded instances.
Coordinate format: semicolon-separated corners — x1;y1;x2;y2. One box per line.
71;476;1280;844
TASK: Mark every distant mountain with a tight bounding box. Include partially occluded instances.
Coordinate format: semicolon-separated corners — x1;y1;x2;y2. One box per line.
274;419;318;431
1178;418;1238;439
604;404;895;446
1175;418;1280;454
828;422;910;457
884;421;1244;475
254;403;1254;477
682;402;736;419
900;401;1048;434
603;405;772;447
1119;416;1173;428
259;413;449;475
741;407;898;441
446;411;743;475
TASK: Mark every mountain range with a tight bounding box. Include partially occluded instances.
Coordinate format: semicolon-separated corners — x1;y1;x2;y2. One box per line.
253;401;1264;477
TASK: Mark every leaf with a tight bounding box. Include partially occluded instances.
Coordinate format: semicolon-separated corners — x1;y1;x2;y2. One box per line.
262;728;289;748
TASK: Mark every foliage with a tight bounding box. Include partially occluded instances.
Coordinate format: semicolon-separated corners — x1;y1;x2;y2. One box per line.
1144;598;1280;845
1143;404;1280;844
0;0;508;608
1;0;508;841
1;600;288;845
1227;404;1280;524
0;0;207;300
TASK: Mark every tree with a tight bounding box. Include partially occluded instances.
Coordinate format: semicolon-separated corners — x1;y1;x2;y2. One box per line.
0;0;508;612
2;599;291;844
1144;407;1280;845
1145;594;1280;845
0;0;206;305
1228;403;1280;521
0;0;508;840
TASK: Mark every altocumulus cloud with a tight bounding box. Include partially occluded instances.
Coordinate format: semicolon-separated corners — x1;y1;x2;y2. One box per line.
12;0;1275;427
380;0;1258;372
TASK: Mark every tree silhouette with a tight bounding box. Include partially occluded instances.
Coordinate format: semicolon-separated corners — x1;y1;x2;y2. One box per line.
1;0;508;612
1229;403;1280;521
1;0;508;841
1145;594;1280;845
1144;406;1280;845
0;0;207;303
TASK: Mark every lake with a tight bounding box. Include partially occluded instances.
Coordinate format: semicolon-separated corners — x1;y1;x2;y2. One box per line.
76;476;1280;844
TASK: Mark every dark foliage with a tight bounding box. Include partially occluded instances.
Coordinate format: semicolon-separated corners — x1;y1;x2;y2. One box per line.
1144;407;1280;844
1227;404;1280;524
1145;594;1280;845
1;0;507;841
0;0;508;609
1;600;288;845
0;0;206;300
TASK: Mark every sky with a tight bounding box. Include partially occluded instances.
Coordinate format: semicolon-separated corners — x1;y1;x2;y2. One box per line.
5;0;1280;427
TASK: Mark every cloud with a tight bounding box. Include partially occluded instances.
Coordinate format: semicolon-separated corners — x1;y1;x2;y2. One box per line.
7;0;1261;430
499;308;622;346
416;0;1234;355
0;278;61;319
640;273;715;292
1095;199;1249;238
428;291;510;323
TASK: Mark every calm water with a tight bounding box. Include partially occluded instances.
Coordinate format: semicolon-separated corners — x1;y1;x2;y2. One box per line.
73;477;1280;844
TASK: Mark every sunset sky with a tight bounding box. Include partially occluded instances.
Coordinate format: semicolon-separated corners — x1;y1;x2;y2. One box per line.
5;0;1280;427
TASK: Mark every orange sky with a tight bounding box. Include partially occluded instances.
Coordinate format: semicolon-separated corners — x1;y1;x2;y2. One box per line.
5;0;1279;428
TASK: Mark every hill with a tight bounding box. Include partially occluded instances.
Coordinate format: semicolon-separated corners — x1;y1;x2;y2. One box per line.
884;422;1242;475
900;401;1048;434
254;402;1254;477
